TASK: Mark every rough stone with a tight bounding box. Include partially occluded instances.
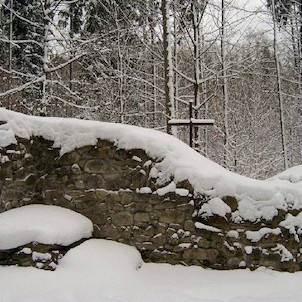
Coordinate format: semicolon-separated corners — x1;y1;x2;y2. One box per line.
84;160;117;174
183;248;219;261
119;192;134;204
159;210;185;224
227;257;243;268
74;180;85;189
112;212;134;226
134;212;150;223
151;234;167;246
223;196;238;211
197;237;211;248
184;220;195;232
136;242;157;251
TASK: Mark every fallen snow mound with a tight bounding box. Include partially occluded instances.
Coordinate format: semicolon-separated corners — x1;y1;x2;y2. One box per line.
0;204;93;250
59;239;142;273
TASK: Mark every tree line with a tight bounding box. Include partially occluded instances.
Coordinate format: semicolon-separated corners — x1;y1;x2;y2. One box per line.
0;0;301;179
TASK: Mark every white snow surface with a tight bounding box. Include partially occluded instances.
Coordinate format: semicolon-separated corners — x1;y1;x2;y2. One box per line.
0;238;301;302
0;204;93;249
198;197;231;218
1;109;302;222
279;213;302;242
269;165;302;184
245;227;282;243
194;222;221;233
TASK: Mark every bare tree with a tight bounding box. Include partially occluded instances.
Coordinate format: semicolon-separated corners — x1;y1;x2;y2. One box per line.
161;0;176;134
271;0;289;169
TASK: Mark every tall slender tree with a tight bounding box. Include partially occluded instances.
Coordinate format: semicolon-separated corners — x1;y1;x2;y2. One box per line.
162;0;176;134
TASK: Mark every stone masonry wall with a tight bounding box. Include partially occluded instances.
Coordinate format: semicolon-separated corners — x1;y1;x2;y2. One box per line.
1;135;302;272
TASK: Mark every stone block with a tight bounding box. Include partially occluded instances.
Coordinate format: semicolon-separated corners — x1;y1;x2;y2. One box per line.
135;203;153;213
173;243;192;252
144;226;155;237
154;201;175;210
112;212;134;226
59;150;81;164
280;261;300;273
71;163;81;174
74;180;85;189
147;194;161;204
93;213;108;225
108;200;124;212
134;212;150;223
98;202;108;212
151;234;166;246
223;196;238;211
96;146;114;159
130;172;148;189
101;224;121;240
226;257;243;268
119;192;134;204
159;210;185;224
134;234;150;243
136;242;156;251
197;237;211;248
86;174;105;189
84;159;117;174
184;220;195;232
183;248;219;260
96;189;110;201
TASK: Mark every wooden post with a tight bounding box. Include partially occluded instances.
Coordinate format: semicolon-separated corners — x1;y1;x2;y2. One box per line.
189;100;193;147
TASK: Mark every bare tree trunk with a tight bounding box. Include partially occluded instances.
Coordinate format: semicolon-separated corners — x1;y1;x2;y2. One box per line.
161;0;175;135
272;0;288;170
299;0;302;90
8;0;13;74
69;4;74;91
6;0;13;109
114;4;125;124
192;1;200;150
41;0;50;114
174;10;179;120
221;0;229;168
150;0;158;127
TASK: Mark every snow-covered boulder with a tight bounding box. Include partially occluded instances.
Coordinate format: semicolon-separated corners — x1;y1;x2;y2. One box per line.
0;204;93;270
60;239;142;273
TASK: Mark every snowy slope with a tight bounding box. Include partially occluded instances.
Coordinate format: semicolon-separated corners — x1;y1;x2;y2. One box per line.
0;108;302;223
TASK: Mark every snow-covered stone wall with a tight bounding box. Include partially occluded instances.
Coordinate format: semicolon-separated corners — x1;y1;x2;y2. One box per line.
1;109;302;272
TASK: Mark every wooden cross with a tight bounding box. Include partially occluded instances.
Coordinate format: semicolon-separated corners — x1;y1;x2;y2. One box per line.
168;101;214;148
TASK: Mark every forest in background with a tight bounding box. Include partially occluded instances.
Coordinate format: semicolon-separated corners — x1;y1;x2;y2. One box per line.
0;0;301;179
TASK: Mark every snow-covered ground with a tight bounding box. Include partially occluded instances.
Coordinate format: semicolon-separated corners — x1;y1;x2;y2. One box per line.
0;238;301;302
0;204;301;302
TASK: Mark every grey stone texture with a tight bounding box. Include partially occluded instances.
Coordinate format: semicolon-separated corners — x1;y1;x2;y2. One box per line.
0;135;302;272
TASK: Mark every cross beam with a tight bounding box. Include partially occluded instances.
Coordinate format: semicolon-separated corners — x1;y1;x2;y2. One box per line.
168;101;214;148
